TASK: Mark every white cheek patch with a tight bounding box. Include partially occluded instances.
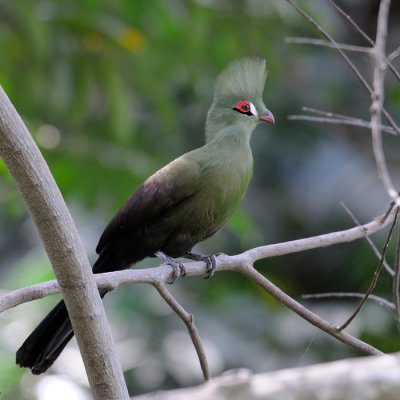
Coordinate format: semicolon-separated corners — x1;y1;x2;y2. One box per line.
250;102;257;116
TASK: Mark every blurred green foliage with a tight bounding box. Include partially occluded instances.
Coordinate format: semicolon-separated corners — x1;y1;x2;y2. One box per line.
1;0;400;398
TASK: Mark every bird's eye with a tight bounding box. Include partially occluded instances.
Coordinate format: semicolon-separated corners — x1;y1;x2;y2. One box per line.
232;100;256;116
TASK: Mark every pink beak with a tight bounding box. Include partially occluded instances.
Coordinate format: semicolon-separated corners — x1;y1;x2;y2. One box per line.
259;110;275;124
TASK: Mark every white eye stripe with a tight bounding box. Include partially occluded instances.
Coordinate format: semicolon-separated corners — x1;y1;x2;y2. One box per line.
249;102;257;116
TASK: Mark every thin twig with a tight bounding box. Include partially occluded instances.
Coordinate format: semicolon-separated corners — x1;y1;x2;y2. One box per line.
393;227;400;330
152;282;211;381
288;114;397;136
238;264;382;356
286;0;372;91
285;37;371;53
327;0;374;45
340;201;394;276
370;0;397;201
286;0;400;136
338;206;399;331
301;106;396;135
328;0;400;81
302;107;360;121
302;292;394;311
387;45;400;62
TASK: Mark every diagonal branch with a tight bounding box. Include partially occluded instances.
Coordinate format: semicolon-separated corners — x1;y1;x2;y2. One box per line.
340;201;394;276
0;86;129;399
238;264;382;355
152;282;211;381
338;206;399;330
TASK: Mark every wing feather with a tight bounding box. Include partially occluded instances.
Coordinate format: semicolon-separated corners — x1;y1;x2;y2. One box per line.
95;154;201;254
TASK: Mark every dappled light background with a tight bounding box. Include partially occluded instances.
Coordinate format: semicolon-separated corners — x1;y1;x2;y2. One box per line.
1;0;400;398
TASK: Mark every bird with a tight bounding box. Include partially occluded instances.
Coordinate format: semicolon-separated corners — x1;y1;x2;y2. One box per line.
16;57;274;374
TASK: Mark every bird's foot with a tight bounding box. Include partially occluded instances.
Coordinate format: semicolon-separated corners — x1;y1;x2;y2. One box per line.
185;252;219;279
155;251;186;284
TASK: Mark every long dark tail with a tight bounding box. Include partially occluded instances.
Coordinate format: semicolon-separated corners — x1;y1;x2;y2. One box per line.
16;250;122;374
16;288;108;374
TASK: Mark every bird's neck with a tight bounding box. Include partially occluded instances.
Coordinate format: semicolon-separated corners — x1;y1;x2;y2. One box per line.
201;124;254;171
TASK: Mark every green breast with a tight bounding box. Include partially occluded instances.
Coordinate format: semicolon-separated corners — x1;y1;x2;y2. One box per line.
192;142;254;236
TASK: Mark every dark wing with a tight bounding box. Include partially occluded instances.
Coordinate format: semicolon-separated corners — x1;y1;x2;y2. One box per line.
95;154;201;254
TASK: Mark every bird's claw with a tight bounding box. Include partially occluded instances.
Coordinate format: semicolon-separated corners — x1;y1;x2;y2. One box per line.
155;251;186;284
204;255;217;279
185;252;219;279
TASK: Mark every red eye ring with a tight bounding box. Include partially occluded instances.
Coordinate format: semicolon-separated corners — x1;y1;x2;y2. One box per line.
233;100;253;115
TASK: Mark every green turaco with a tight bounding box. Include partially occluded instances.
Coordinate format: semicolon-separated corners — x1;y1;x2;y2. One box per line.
16;57;274;374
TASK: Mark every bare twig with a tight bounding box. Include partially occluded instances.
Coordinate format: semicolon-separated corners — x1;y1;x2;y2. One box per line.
328;0;400;81
301;107;360;121
288;114;397;136
285;37;371;53
339;206;399;331
370;0;397;201
153;282;211;381
238;264;382;355
340;201;394;276
302;292;394;311
388;45;400;62
327;0;373;45
285;0;372;92
286;0;400;136
393;228;400;329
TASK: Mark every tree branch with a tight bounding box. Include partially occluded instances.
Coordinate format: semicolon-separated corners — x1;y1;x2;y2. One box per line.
286;0;400;136
340;201;394;276
2;208;395;364
2;208;393;314
339;206;399;330
328;0;400;81
0;86;129;399
302;292;395;311
153;282;211;381
134;353;400;400
393;229;400;329
285;37;372;53
288;107;397;136
370;0;397;201
238;263;381;355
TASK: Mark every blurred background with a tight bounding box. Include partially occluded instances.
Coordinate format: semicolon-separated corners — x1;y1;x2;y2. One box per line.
1;0;400;398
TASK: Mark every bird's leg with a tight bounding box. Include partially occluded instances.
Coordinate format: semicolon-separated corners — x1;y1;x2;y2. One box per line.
155;251;187;284
185;252;218;279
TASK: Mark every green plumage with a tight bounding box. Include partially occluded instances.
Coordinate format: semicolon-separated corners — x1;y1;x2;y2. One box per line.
16;57;274;375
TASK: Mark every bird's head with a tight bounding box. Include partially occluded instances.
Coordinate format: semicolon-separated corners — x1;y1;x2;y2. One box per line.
206;57;274;142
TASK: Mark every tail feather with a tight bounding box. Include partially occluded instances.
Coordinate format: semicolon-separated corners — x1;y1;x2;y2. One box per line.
16;288;108;374
16;247;138;374
16;299;74;374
